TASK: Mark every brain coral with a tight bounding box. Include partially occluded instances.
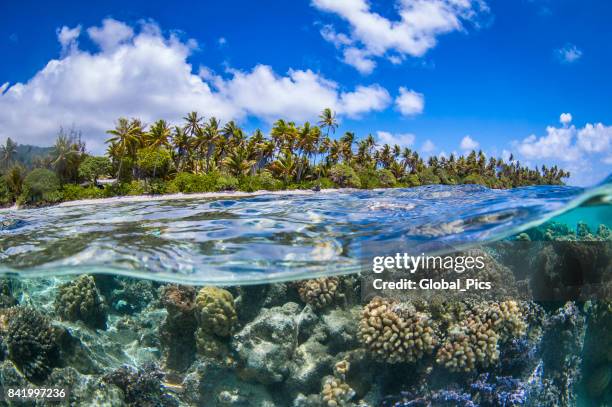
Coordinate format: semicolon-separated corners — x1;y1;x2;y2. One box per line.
436;300;526;372
296;277;341;309
55;275;108;329
4;307;60;382
358;297;437;364
195;287;237;337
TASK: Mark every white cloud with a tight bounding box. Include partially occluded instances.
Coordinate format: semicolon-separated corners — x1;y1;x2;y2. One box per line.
87;18;134;51
218;37;227;46
460;135;479;150
514;116;612;185
0;19;391;151
421;139;436;153
516;126;578;161
313;0;488;73
556;43;582;64
560;112;572;125
395;87;424;117
342;47;376;74
339;85;391;118
376;131;415;147
56;25;81;53
576;123;612;153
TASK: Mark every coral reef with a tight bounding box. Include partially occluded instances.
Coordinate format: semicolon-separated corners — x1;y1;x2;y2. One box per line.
358;297;437;364
194;286;237;337
436;300;526;372
159;284;197;372
54;275;108;329
104;363;178;407
2;307;60;382
296;277;342;309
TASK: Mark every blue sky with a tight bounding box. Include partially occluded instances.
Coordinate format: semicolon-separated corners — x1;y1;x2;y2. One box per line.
1;0;611;185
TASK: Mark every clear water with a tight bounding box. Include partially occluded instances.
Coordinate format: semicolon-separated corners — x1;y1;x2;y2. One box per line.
0;178;610;406
0;178;610;284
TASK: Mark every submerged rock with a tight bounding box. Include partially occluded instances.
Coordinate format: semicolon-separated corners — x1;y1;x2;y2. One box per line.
232;302;301;384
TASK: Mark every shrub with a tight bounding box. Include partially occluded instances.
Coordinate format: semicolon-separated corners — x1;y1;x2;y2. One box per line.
377;169;396;188
329;164;361;188
238;171;284;192
0;177;11;205
418;168;441;185
20;168;62;204
402;173;421;187
357;168;396;189
462;173;487;186
144;179;167;195
127;180;146;196
216;174;238;191
166;172;216;193
79;156;112;184
62;184;105;201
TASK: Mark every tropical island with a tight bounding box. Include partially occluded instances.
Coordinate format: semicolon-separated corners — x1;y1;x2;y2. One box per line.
0;109;569;208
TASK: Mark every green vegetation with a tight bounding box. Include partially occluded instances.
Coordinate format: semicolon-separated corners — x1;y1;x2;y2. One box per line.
0;109;570;207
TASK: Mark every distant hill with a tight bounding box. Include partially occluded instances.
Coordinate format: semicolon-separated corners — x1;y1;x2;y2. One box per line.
15;144;53;168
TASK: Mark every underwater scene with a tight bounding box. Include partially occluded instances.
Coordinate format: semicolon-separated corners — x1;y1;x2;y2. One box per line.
0;179;610;407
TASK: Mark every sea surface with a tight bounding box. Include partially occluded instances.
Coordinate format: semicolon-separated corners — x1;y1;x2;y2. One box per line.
0;176;610;284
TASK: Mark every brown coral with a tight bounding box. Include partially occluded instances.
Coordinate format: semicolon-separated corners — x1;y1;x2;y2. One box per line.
358;297;437;364
321;376;356;407
296;277;341;309
54;275;107;329
159;284;197;372
436;300;526;372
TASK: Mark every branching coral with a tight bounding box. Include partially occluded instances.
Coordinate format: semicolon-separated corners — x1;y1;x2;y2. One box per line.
55;275;108;329
104;363;177;407
296;277;342;309
194;287;237;338
321;376;356;407
436;300;526;372
358;297;437;364
3;307;60;382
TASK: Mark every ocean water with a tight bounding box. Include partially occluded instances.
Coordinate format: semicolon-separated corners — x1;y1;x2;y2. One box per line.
0;178;610;406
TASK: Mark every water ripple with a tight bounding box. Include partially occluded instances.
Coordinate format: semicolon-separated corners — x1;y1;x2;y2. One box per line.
0;178;610;284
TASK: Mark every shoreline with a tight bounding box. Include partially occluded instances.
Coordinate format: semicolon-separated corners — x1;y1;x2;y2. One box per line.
1;188;351;211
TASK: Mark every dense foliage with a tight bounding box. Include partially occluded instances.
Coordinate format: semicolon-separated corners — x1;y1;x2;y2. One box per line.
0;109;569;206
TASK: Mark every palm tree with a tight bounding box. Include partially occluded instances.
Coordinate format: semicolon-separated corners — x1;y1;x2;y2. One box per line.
4;164;25;197
195;117;221;173
183;112;204;139
268;151;297;185
106;118;143;163
223;143;256;177
0;138;17;169
318;108;338;137
147;119;172;149
51;133;82;183
172;126;190;172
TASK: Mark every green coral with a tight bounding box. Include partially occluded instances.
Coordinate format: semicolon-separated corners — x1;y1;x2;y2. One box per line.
55;275;108;329
3;307;60;382
358;297;437;364
194;287;237;338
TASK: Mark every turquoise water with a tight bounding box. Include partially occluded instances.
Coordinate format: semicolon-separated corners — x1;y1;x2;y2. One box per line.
0;178;610;406
0;178;610;284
